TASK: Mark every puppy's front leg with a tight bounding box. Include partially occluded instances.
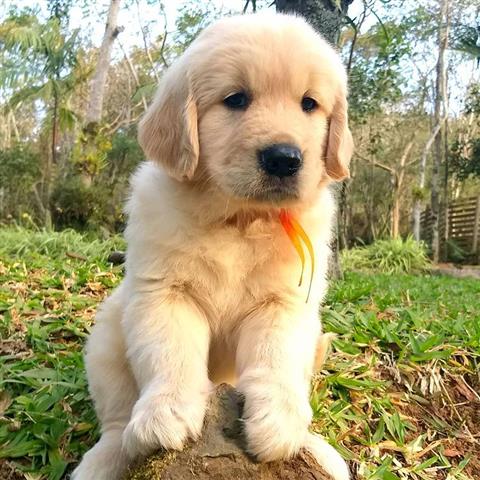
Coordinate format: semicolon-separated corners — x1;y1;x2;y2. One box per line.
236;298;350;480
236;299;317;461
121;288;211;458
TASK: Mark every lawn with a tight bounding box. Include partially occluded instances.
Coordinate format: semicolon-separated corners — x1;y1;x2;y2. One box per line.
0;228;478;480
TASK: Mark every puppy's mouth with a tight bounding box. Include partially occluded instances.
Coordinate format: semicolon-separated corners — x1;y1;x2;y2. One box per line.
211;167;301;205
251;184;300;202
241;176;300;203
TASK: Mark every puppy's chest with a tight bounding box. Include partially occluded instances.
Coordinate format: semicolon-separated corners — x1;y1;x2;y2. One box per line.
193;226;282;281
175;220;293;296
161;217;326;325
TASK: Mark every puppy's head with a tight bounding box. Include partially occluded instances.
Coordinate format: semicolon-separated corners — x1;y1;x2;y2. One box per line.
138;13;353;207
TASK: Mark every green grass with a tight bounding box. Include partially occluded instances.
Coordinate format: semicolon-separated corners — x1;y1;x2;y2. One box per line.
317;271;479;479
0;228;478;480
0;228;124;480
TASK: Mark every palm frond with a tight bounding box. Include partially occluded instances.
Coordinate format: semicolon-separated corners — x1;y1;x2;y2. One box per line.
8;81;52;107
452;25;480;61
58;105;79;131
0;14;42;51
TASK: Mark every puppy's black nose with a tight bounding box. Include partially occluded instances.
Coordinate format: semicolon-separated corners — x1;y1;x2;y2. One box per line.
258;144;302;178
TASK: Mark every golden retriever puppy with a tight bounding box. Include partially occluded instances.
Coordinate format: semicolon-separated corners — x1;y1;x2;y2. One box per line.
73;12;353;480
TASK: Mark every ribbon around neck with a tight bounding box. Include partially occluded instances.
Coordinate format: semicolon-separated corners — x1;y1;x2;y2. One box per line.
279;209;315;302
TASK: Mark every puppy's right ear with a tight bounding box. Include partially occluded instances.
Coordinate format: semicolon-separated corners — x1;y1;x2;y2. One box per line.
138;64;199;181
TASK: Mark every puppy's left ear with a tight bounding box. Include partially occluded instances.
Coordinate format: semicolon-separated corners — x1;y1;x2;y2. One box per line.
325;93;354;181
137;64;199;181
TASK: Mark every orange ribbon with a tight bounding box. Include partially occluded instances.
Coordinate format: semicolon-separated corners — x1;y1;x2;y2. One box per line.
279;209;315;302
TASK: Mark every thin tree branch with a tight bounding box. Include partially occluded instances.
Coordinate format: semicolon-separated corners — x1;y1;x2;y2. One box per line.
158;3;169;68
399;140;415;168
346;0;368;73
104;109;143;135
117;39;148;111
32;182;46;218
355;153;395;174
419;115;448;185
243;0;257;13
135;0;160;82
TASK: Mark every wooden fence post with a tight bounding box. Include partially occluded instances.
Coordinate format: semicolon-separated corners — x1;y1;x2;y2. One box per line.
472;196;480;255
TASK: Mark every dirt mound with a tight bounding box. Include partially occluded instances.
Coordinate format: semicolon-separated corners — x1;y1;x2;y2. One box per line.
126;384;335;480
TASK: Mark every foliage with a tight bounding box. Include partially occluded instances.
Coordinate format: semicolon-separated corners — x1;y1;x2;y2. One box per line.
1;11;84;117
444;238;469;264
449;85;480;180
450;137;480;180
464;83;480;116
0;6;92;227
1;0;480;247
172;0;223;55
0;144;40;186
71;125;113;178
347;19;410;123
50;176;124;232
411;185;428;202
106;129;144;170
0;144;41;220
0;228;478;479
341;238;431;274
451;20;480;63
50;128;142;232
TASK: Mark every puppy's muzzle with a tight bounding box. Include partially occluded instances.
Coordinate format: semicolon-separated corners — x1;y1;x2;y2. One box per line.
258;144;302;178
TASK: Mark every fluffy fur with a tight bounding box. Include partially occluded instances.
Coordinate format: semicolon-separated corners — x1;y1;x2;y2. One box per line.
73;13;353;480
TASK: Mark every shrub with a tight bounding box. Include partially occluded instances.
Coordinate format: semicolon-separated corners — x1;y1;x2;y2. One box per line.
445;238;468;263
0;144;41;221
51;176;125;232
341;237;431;274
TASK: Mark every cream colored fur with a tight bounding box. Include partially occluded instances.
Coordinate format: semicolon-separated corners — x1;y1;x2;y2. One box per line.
73;12;353;480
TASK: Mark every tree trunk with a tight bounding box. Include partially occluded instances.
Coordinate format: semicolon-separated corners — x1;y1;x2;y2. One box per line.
7;108;20;148
413;120;445;242
391;195;400;238
430;0;450;262
412;172;426;242
43;89;59;228
442;42;450;260
338;183;349;249
442;116;450;259
81;0;121;187
85;0;122;126
276;0;355;279
276;0;354;45
391;141;413;239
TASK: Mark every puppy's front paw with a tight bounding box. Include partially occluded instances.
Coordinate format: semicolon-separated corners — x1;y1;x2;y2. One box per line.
304;432;350;480
240;378;312;462
122;392;207;458
72;431;128;480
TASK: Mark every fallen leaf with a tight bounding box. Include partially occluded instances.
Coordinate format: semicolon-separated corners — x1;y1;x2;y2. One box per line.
0;391;12;415
443;448;462;457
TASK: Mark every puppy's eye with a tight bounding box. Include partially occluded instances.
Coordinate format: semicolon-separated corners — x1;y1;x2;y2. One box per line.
301;96;318;113
223;92;249;110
